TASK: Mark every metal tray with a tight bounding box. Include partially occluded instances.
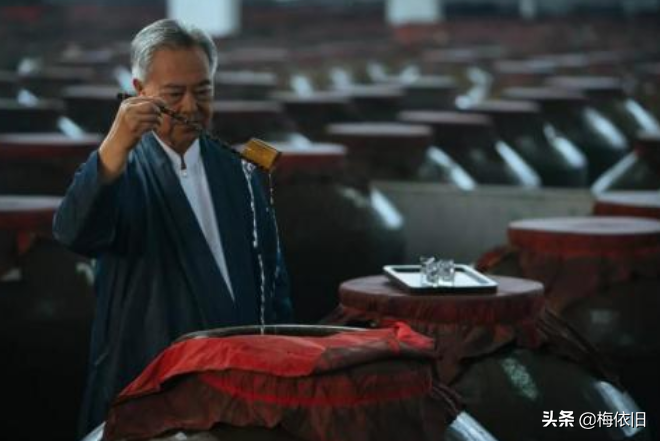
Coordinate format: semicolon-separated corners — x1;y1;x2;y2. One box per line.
383;264;498;294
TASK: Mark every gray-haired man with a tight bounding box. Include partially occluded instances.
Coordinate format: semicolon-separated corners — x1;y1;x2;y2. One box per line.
53;19;292;435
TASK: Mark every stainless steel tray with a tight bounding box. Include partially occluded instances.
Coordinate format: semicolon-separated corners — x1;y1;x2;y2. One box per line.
383;264;498;294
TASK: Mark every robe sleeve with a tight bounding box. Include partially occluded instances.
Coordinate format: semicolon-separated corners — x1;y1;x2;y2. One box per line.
251;171;293;323
52;150;125;258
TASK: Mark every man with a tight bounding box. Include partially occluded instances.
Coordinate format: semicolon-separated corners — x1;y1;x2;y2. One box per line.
53;18;292;436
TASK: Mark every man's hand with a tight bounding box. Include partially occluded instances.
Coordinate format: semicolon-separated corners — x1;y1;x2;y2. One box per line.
98;96;166;182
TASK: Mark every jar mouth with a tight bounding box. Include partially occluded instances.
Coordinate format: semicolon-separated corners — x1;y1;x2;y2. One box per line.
509;216;660;256
176;324;363;343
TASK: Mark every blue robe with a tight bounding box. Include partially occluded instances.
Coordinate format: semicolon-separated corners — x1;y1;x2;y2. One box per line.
53;132;293;435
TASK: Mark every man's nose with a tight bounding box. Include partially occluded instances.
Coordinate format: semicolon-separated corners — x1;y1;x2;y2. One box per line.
180;90;198;113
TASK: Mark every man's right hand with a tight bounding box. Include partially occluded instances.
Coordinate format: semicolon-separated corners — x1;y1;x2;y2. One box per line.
98;96;166;182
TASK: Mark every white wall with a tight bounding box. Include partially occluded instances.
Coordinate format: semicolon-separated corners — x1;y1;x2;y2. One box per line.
167;0;241;38
375;182;595;264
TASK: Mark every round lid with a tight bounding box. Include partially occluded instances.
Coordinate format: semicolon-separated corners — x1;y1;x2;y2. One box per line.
399;111;496;148
271;91;350;105
0;132;101;159
0;196;61;230
212;100;284;117
215;71;278;87
404;76;457;91
0;98;64;112
272;143;347;175
594;191;660;220
19;66;95;82
218;48;290;67
545;76;625;97
422;48;482;65
502;87;587;105
344;85;404;99
494;59;556;75
62;84;120;99
467;100;541;117
509;216;660;255
338;275;545;325
531;53;589;70
326;122;432;150
399;110;493;128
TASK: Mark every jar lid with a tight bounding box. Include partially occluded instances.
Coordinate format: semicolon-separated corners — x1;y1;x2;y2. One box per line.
398;111;496;147
344;85;404;99
271;91;350;105
545;76;625;98
62;84;120;99
403;76;457;91
494;60;556;76
467;99;541;117
0;132;101;159
594;191;660;220
19;66;96;79
338;275;545;326
502;87;587;105
215;71;278;87
212;100;284;117
509;216;660;256
0;98;64;112
326;122;432;150
0;196;61;231
530;53;589;71
399;110;493;128
272;143;347;175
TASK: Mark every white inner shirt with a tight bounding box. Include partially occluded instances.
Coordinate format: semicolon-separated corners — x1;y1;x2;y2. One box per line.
153;133;235;300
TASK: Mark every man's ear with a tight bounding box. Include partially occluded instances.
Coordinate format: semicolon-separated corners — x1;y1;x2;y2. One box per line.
133;78;145;95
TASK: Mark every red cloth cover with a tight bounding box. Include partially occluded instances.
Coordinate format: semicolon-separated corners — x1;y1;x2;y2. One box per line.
103;323;460;441
324;275;616;386
477;217;660;311
476;217;660;357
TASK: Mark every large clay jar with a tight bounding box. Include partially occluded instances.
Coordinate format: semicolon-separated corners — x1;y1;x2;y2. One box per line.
490;59;556;97
0;99;64;133
503;87;628;183
327;275;649;441
326;121;477;188
271;91;362;141
592;133;660;192
593;191;660;220
398;110;541;187
269;143;406;323
82;325;500;441
18;66;96;99
466;99;588;187
546;76;660;143
342;84;404;121
214;71;279;101
211;101;306;145
0;70;17;98
0;133;101;195
62;84;121;133
401;75;458;111
0;196;95;441
477;216;660;437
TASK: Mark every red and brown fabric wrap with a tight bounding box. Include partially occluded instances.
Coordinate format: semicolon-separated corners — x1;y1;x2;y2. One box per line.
323;275;617;387
103;323;461;441
593;191;660;220
476;216;660;358
477;217;660;311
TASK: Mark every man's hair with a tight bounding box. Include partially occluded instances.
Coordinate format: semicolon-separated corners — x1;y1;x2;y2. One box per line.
131;18;218;81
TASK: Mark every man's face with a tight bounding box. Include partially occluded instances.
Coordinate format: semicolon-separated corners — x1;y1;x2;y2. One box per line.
134;46;213;152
